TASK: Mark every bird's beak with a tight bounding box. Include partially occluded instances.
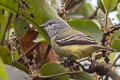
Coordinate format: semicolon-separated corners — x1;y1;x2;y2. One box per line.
39;24;45;28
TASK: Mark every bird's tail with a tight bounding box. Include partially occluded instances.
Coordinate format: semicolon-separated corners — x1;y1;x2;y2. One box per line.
93;46;115;52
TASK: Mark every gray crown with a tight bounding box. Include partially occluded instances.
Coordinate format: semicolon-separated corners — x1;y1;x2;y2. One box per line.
40;19;70;38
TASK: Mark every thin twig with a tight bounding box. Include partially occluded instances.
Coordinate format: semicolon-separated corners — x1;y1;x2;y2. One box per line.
76;57;89;62
65;0;83;10
76;52;103;62
107;66;120;80
72;60;86;71
110;54;120;68
65;0;72;10
105;12;108;31
17;42;40;62
101;26;120;46
87;8;98;19
32;71;85;79
40;45;51;66
94;62;120;80
61;0;67;20
1;13;13;45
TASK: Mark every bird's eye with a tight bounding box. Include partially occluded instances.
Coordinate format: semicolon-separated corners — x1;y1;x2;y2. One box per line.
49;22;52;25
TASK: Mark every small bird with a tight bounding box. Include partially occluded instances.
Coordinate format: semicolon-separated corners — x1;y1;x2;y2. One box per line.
40;19;111;59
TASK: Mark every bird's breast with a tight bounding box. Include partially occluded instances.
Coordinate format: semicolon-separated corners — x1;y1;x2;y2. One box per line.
51;40;97;59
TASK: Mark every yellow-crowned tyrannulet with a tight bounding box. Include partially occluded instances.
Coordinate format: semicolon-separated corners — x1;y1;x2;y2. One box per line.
40;19;111;59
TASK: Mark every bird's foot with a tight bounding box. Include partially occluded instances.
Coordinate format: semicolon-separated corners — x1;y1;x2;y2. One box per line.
63;57;85;71
64;57;74;67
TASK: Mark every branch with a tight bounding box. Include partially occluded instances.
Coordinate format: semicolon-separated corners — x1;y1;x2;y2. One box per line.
40;45;51;66
111;54;120;67
17;42;40;62
65;0;84;10
1;13;13;45
33;62;120;80
87;8;98;19
65;0;72;10
86;62;120;80
76;51;105;62
107;68;120;80
32;71;85;79
101;26;120;46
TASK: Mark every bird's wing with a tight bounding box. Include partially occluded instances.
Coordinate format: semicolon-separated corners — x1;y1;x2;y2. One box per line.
55;29;97;46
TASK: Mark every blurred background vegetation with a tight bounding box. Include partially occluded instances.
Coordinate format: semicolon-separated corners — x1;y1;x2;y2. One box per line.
0;0;120;80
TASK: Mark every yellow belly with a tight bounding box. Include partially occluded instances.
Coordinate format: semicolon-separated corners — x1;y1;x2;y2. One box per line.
52;44;97;59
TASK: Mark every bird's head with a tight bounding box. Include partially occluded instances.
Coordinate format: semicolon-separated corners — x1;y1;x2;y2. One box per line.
40;19;70;38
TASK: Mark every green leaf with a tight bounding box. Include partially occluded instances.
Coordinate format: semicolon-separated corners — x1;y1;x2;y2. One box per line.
0;0;61;42
13;18;28;37
0;58;8;80
117;2;120;14
99;52;116;63
12;61;28;73
67;19;102;44
109;52;115;63
74;74;94;80
67;3;94;19
112;30;120;39
0;46;12;65
117;14;120;19
0;0;18;13
97;9;113;28
78;3;94;17
40;63;70;80
101;0;118;13
13;50;19;60
97;0;105;12
33;33;47;43
112;39;120;51
0;9;7;42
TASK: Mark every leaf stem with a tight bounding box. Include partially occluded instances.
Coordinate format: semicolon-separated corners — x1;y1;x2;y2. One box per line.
105;11;108;31
17;42;40;62
40;45;51;67
0;13;13;45
33;71;85;79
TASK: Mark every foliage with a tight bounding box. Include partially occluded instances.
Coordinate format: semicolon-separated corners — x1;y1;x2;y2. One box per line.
0;46;12;65
0;0;120;80
0;58;8;80
40;63;70;80
67;19;102;43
